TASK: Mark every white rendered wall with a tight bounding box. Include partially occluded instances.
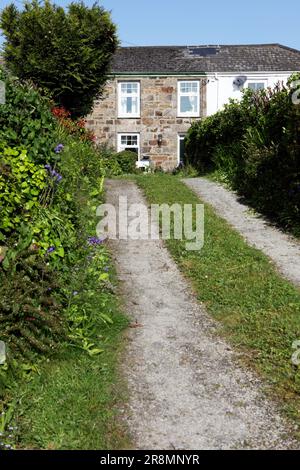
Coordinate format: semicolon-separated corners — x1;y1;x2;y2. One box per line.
206;72;295;116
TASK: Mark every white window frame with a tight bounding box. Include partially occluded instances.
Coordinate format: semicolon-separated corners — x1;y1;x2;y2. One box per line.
178;80;200;117
246;79;268;91
117;133;140;159
178;133;186;165
118;81;140;118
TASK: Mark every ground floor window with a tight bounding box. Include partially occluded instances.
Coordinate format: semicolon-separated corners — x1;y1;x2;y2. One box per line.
117;133;140;158
178;134;186;164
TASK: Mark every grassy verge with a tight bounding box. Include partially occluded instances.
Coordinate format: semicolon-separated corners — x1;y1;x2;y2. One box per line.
14;285;129;450
136;173;300;426
3;185;130;450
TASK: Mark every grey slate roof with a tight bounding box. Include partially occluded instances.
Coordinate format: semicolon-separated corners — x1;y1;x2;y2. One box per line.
111;44;300;74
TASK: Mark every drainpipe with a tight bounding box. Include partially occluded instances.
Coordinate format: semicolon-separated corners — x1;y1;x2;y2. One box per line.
214;73;219;112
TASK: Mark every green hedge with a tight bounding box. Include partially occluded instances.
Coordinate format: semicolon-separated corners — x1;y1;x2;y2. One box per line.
185;78;300;234
0;68;106;366
101;149;138;175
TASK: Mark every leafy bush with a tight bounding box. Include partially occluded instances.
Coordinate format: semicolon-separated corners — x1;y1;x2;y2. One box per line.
0;64;108;374
0;146;46;237
185;79;300;234
0;0;118;117
101;149;138;175
0;225;66;359
114;150;138;174
0;68;57;165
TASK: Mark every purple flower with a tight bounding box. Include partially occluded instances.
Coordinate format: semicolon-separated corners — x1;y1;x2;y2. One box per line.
87;236;105;246
47;246;55;253
73;291;79;296
54;144;64;154
104;266;109;272
44;165;63;183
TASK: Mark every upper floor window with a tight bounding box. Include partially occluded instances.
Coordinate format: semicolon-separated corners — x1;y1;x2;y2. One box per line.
118;81;140;118
247;81;266;91
178;81;200;117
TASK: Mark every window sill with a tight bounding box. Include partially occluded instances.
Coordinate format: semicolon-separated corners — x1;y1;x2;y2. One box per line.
177;115;201;118
117;115;141;119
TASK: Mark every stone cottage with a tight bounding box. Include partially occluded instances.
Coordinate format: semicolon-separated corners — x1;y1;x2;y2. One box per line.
87;44;300;170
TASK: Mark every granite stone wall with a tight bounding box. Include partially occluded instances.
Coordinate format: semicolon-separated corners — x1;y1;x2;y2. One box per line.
87;76;206;170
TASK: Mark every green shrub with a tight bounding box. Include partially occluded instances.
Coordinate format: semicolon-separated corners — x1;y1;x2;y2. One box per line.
0;68;107;370
185;79;300;234
0;146;47;239
0;68;58;165
0;0;118;117
101;149;138;175
0;225;66;360
114;150;138;174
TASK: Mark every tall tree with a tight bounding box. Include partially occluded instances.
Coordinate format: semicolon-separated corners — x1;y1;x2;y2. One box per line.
0;0;118;117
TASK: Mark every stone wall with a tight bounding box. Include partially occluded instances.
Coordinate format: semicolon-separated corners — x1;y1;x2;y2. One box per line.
87;75;207;170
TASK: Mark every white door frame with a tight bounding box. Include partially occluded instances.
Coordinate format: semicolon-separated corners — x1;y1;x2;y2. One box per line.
177;133;186;165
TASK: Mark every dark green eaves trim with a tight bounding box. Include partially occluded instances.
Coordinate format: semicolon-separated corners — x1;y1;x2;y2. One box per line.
109;72;207;77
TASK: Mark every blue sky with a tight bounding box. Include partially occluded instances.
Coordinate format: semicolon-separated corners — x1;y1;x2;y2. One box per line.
0;0;300;50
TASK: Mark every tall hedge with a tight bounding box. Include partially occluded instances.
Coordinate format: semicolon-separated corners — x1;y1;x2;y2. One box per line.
0;0;118;117
185;78;300;234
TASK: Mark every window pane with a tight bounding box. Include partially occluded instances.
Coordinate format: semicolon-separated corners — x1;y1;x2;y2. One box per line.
121;96;138;114
120;135;138;146
180;81;198;93
180;95;198;113
121;97;128;114
131;97;138;114
127;97;132;113
130;83;138;93
121;82;138;94
248;82;265;91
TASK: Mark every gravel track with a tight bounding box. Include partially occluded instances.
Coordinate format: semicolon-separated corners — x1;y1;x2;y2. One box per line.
105;179;298;450
184;178;300;287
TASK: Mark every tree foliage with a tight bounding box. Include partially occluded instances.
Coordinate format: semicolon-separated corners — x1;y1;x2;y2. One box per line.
0;0;118;117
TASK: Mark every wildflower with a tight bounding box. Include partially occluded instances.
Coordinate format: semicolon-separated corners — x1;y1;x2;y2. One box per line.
45;165;63;183
47;246;55;254
87;236;104;246
73;291;78;296
104;266;109;272
54;144;64;154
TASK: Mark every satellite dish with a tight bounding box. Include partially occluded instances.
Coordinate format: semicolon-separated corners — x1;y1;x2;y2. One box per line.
233;76;247;88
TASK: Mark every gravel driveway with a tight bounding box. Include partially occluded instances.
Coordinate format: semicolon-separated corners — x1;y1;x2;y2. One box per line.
105;179;298;450
184;178;300;287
